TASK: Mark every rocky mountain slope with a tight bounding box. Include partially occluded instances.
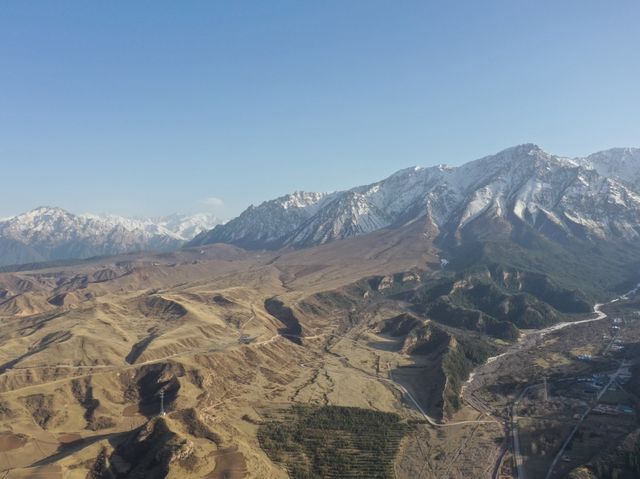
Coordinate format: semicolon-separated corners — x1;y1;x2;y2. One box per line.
190;144;640;250
579;147;640;191
0;207;220;267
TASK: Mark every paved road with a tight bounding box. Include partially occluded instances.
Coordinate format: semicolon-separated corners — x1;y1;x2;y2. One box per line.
544;360;628;479
463;283;639;479
512;298;621;479
303;333;498;427
387;370;497;427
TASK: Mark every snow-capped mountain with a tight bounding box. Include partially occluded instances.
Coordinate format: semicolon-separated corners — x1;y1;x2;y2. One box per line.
189;191;330;248
0;208;220;267
190;144;640;250
576;148;640;191
152;212;221;240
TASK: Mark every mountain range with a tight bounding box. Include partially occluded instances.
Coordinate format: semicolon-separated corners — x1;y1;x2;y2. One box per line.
0;208;220;267
190;144;640;250
2;144;640;269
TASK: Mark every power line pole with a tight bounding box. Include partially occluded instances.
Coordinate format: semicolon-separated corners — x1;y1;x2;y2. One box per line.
543;376;548;402
159;389;166;416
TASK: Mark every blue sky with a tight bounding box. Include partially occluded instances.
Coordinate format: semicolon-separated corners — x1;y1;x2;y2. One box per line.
1;1;638;219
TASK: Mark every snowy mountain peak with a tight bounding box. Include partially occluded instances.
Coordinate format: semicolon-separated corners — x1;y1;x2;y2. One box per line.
30;206;68;214
21;206;72;221
579;147;640;190
191;144;640;250
152;212;221;240
0;208;221;266
277;191;329;210
470;144;552;169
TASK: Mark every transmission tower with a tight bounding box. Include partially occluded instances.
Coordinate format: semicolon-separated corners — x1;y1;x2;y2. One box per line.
159;389;166;416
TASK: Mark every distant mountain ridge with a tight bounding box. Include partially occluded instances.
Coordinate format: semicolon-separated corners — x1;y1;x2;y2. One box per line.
190;144;640;250
0;207;220;267
4;144;639;267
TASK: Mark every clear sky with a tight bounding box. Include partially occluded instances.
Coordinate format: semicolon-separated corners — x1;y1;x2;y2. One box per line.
1;1;638;219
